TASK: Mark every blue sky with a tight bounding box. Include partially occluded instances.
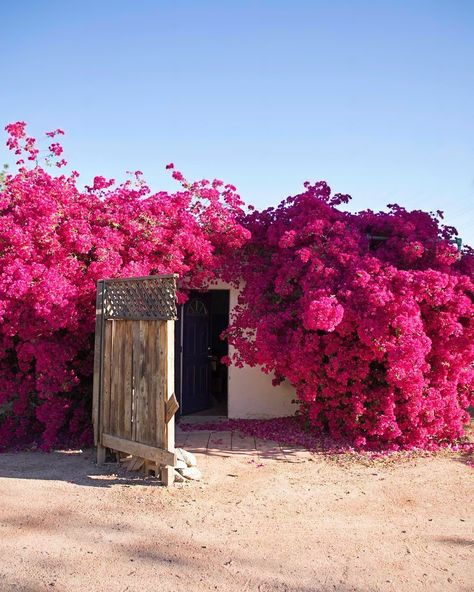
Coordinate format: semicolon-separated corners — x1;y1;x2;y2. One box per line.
1;0;473;245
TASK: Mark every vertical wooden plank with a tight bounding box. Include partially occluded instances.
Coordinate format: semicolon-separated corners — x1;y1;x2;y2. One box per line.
165;320;175;454
101;320;113;437
110;320;119;437
92;280;104;445
97;444;106;465
120;320;128;437
160;319;176;486
157;321;167;450
160;465;175;486
139;320;148;444
134;320;147;443
109;320;118;435
155;321;164;449
132;320;140;441
140;321;151;445
113;320;127;437
122;321;133;439
141;320;157;446
145;321;158;447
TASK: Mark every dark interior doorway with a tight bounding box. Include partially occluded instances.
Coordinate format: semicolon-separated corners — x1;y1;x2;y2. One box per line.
175;290;229;416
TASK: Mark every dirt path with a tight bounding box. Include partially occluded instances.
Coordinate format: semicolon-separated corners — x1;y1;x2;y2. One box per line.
0;438;473;592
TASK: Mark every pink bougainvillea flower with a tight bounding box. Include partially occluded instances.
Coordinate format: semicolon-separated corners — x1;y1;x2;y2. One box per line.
302;297;344;332
48;142;63;157
172;170;185;182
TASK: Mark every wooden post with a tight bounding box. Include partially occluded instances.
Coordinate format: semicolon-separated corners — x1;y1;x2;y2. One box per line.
160;465;175;486
160;319;176;486
97;443;106;465
92;280;105;446
165;319;176;454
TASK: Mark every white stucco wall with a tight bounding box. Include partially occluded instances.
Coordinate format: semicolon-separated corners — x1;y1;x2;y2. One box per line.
209;281;297;419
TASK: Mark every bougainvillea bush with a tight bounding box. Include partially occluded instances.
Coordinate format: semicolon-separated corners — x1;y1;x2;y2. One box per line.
224;182;474;451
0;122;249;450
1;122;473;452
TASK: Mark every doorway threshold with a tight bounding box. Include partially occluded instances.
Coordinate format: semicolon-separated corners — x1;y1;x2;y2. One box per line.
177;414;228;426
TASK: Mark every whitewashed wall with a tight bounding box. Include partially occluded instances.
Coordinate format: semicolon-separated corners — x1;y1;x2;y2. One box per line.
209;281;297;419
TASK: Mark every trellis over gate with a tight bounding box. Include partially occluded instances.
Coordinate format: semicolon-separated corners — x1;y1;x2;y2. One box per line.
92;274;180;485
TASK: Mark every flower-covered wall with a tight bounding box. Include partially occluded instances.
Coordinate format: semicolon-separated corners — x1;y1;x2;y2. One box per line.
1;122;473;452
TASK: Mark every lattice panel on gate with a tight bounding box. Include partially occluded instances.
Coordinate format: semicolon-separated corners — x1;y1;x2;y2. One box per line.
103;275;178;320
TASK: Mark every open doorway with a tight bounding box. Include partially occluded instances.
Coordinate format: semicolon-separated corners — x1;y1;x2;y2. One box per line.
175;290;229;416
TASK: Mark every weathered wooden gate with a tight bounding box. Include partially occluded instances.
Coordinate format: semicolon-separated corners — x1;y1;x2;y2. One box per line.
92;275;179;484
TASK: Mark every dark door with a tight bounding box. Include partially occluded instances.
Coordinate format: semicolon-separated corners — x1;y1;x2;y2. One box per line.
181;294;211;414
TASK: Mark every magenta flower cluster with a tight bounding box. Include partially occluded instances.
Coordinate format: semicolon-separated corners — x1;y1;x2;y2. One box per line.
223;182;474;451
0;123;249;450
303;296;345;332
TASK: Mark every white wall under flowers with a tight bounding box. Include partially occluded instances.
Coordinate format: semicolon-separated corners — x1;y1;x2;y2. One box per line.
210;281;297;419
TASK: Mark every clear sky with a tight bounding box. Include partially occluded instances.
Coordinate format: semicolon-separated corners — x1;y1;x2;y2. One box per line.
1;0;473;245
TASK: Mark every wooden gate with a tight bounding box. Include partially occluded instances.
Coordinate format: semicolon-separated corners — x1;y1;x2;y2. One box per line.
92;275;179;484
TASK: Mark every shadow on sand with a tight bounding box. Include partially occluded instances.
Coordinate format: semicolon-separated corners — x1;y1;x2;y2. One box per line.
0;449;164;489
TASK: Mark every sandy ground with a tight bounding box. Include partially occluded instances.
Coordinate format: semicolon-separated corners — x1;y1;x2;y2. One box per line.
0;431;473;592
